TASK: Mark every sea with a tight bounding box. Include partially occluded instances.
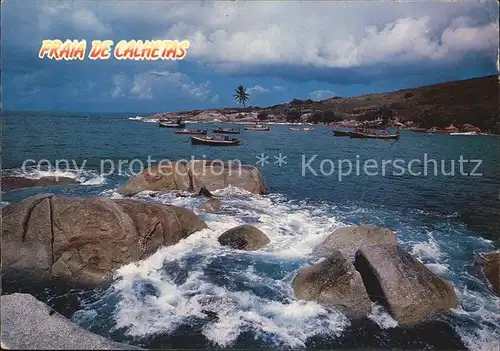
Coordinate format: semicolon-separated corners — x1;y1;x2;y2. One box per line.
1;111;499;350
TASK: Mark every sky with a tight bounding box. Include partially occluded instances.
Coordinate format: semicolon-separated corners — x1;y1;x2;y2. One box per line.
2;0;499;113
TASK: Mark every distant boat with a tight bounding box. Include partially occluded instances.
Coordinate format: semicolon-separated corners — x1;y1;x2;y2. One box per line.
213;127;241;134
290;127;314;131
174;129;207;135
158;118;186;128
332;129;351;136
449;132;478;136
190;135;240;146
245;124;270;131
349;131;400;140
128;116;143;121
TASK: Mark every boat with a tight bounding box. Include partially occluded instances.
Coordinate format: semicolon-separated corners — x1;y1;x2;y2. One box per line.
332;129;351;136
213;127;241;134
190;135;241;146
449;132;478;136
158;118;186;128
349;131;400;140
290;127;314;131
174;129;207;135
244;124;270;131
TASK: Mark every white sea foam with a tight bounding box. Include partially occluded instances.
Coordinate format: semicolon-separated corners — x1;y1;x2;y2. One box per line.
368;303;398;329
112;236;349;347
410;232;443;261
75;185;499;349
4;167;106;186
95;187;351;347
452;284;500;351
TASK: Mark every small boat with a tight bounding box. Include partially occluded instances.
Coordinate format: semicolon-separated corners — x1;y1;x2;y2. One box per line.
245;124;270;131
349;131;400;140
290;127;314;131
174;129;207;135
213;127;241;134
190;135;240;146
449;132;478;136
158;118;186;128
332;129;351;136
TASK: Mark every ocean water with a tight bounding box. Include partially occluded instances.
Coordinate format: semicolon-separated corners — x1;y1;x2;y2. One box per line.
1;111;499;350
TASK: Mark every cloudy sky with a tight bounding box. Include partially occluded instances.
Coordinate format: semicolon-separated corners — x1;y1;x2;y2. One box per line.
2;0;498;113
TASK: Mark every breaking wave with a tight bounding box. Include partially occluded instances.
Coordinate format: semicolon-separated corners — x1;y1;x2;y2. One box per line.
3;167;107;186
67;186;499;349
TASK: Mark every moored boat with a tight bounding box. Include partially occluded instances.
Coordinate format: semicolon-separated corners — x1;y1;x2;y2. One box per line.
449;132;478;136
332;129;351;136
245;124;270;131
213;127;241;134
290;127;314;131
158;118;186;128
190;135;241;146
174;129;207;135
349;131;400;140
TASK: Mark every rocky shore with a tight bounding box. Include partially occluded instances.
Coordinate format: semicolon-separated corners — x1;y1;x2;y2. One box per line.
141;75;499;135
2;160;499;347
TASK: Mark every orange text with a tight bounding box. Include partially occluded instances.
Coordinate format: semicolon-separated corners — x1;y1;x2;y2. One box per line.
113;40;190;60
38;40;87;60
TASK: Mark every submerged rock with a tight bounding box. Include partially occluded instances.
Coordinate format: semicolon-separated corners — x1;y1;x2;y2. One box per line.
314;224;397;260
2;194;207;286
2;176;80;191
200;198;222;213
218;224;270;250
1;293;141;350
354;244;458;325
292;250;371;318
118;160;267;196
476;251;500;296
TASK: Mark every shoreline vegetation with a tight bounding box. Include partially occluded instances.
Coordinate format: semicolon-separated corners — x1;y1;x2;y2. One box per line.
145;75;499;135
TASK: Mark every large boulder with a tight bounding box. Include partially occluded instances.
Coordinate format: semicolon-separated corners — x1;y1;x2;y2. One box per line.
314;224;397;260
354;244;458;325
476;251;500;296
1;293;141;350
2;176;80;191
118;160;267;196
200;198;222;213
1;194;207;286
218;224;270;250
292;250;372;318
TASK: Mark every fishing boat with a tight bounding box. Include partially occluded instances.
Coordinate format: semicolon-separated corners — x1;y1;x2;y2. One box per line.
213;127;241;134
332;129;351;136
349;131;400;140
174;129;207;135
158;118;185;128
245;124;270;131
449;132;478;136
190;135;240;146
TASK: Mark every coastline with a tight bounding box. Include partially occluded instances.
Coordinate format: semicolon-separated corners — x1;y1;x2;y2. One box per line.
135;74;498;136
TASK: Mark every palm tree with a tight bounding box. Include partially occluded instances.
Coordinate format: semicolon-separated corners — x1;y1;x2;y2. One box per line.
233;85;249;108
